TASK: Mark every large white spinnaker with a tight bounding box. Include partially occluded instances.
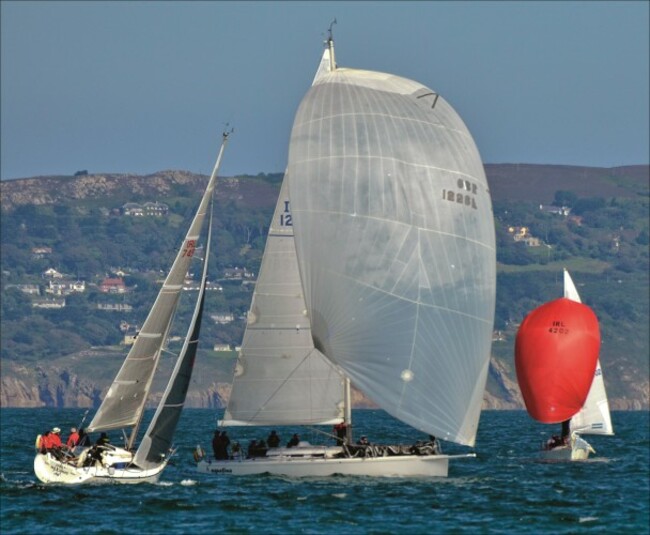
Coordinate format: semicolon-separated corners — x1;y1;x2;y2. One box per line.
222;176;345;426
87;134;230;443
563;269;614;436
287;46;496;447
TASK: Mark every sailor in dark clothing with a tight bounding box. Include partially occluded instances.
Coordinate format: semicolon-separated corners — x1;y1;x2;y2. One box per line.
333;421;348;445
212;431;230;460
287;433;300;448
96;432;110;446
267;430;280;448
77;428;91;447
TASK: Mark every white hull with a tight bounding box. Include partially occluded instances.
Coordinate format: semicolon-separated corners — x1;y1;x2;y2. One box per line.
34;447;167;485
197;453;475;478
541;434;595;461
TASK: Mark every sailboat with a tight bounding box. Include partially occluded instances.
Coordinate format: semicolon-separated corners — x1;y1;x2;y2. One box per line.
196;32;496;478
34;131;231;484
515;269;614;461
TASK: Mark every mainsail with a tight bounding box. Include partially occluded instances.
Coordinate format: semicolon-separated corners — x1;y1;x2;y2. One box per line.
287;41;496;446
87;135;229;437
222;176;345;426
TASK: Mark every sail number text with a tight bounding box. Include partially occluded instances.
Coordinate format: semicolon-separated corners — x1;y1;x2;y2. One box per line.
442;179;478;210
279;200;293;226
182;240;196;257
548;320;569;335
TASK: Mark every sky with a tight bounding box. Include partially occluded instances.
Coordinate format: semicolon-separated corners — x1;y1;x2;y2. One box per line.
1;1;648;180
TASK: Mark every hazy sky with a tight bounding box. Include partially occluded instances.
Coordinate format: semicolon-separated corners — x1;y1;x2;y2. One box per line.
1;1;648;180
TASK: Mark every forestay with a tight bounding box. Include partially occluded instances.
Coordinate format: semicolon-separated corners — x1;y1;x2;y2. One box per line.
287;55;496;446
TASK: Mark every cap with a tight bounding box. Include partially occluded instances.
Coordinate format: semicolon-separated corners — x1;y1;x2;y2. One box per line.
70;427;77;433
52;427;61;433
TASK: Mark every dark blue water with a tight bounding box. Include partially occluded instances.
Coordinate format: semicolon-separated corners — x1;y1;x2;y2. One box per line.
1;409;648;534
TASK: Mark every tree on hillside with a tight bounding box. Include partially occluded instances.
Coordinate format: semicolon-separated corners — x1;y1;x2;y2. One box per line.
552;190;578;207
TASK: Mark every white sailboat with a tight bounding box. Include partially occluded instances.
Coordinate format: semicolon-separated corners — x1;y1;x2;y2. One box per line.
34;132;231;484
197;33;496;478
544;269;614;460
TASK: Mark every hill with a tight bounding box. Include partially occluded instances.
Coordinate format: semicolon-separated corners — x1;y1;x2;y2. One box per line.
1;164;648;410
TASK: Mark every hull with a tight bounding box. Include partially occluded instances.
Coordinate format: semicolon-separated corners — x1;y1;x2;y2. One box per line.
541;434;595;461
197;453;475;478
34;447;168;485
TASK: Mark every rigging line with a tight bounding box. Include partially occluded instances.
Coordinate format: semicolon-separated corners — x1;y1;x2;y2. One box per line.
303;426;341;443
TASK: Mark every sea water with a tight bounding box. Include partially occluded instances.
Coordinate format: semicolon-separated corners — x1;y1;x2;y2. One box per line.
1;409;648;534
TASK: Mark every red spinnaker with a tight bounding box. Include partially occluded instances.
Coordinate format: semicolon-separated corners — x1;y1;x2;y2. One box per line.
515;297;600;423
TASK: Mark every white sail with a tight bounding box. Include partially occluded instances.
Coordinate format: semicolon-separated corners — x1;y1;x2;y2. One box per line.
88;136;229;434
564;269;614;436
570;360;614;435
287;46;496;447
36;133;230;485
563;268;582;302
222;176;345;426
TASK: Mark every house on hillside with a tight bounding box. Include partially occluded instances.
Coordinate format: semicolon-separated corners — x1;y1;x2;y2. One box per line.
100;277;127;293
223;267;255;280
508;226;541;247
211;313;235;324
213;343;231;352
45;279;86;296
15;284;40;295
492;330;506;342
143;201;168;216
111;268;128;277
122;201;169;217
539;204;571;216
97;303;133;312
184;281;223;291
122;203;144;216
43;268;63;279
32;247;53;259
32;298;66;309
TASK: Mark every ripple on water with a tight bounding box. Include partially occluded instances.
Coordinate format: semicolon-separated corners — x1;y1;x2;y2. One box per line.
1;410;648;534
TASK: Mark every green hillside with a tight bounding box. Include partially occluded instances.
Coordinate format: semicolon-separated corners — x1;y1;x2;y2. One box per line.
1;165;648;408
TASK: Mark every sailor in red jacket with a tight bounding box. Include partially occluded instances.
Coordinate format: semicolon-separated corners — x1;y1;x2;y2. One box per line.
66;427;80;449
38;431;51;453
49;427;63;449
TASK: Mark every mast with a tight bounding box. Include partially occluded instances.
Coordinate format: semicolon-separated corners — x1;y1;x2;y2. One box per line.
344;376;352;444
124;129;231;450
327;19;337;71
